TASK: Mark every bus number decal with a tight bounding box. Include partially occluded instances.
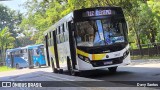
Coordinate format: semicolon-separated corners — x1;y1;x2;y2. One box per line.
87;11;94;17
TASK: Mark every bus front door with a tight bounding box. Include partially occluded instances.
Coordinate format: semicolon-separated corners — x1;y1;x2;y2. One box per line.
45;35;50;66
10;52;14;68
28;49;33;68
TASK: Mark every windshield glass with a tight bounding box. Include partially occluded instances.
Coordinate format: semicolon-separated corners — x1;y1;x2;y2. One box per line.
75;18;127;47
40;47;44;56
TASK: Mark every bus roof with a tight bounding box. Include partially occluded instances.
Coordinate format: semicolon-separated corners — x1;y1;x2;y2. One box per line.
25;44;44;49
44;12;73;35
73;6;122;13
7;44;44;52
6;47;22;52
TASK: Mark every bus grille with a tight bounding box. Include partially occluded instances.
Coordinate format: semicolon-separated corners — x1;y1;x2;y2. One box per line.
90;57;123;67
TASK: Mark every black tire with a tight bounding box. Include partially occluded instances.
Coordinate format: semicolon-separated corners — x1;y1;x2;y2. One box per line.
36;62;41;68
67;57;78;76
59;69;63;74
16;64;19;69
53;68;58;73
108;67;117;73
29;66;34;69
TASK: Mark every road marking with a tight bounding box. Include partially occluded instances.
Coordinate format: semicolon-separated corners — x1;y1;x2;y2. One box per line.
41;74;75;81
43;75;63;81
44;76;89;88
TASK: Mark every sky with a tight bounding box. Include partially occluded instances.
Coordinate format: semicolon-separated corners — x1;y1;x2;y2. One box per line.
0;0;28;13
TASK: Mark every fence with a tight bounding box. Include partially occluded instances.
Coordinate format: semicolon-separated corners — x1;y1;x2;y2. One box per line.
130;43;160;57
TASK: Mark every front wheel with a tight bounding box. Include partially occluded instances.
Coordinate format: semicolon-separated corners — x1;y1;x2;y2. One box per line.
108;67;117;73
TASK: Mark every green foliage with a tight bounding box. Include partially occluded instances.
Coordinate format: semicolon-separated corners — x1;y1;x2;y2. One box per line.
20;0;160;50
0;27;15;62
0;4;24;47
0;4;24;62
0;66;15;72
0;27;15;48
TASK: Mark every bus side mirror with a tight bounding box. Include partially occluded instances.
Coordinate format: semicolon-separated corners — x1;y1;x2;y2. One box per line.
126;21;129;34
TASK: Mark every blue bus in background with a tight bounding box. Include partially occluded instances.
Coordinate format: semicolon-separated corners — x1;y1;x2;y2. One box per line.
6;47;29;69
26;44;46;68
5;44;46;69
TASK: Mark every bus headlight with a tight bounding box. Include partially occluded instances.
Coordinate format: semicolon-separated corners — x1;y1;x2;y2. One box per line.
78;54;90;63
123;50;129;58
78;54;84;60
84;57;90;63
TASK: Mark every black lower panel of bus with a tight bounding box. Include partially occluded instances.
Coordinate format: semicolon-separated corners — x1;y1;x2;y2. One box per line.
90;56;124;67
77;42;128;54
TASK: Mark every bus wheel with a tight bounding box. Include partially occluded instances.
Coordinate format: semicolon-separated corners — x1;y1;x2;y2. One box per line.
59;69;63;74
54;68;58;73
108;67;117;73
29;66;34;69
16;64;19;69
67;57;77;76
51;59;58;73
36;62;41;68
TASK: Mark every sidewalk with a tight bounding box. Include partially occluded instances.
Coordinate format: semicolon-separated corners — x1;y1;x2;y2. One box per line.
131;59;160;65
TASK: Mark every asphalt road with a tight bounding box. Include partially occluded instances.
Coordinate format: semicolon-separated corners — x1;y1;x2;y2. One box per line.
0;60;160;90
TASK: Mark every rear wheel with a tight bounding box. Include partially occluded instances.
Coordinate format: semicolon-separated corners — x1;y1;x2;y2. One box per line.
67;57;78;76
59;69;63;74
16;64;19;69
53;68;58;73
51;58;58;73
36;62;41;68
108;67;117;73
29;65;34;69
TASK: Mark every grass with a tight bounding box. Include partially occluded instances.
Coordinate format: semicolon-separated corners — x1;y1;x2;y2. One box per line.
0;66;15;72
131;55;160;60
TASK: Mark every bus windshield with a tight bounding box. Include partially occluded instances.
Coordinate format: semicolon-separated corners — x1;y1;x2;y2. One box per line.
40;47;44;55
75;18;127;47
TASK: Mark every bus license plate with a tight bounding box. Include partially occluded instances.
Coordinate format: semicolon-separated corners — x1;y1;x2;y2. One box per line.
104;61;112;65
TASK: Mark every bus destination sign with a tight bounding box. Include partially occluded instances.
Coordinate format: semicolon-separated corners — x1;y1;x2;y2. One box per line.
82;10;114;17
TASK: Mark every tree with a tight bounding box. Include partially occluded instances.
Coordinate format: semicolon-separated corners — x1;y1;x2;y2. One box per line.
0;27;15;62
0;4;23;47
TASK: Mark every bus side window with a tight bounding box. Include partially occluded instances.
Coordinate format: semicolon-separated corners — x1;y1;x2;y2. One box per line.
36;49;40;55
33;49;39;56
51;31;54;46
71;21;74;31
47;33;50;46
56;28;60;44
60;24;65;43
64;22;69;41
50;32;52;46
50;31;53;46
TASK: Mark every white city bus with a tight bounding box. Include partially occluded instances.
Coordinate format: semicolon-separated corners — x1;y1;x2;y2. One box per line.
44;7;131;75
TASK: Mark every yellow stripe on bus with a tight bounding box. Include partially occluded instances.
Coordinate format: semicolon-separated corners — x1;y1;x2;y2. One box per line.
49;46;55;55
77;49;89;57
92;54;106;60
